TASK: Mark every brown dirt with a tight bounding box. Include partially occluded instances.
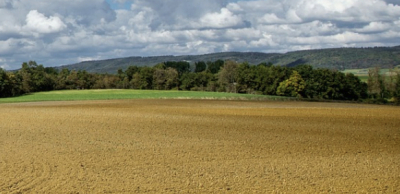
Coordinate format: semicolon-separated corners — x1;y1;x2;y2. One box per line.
0;99;399;193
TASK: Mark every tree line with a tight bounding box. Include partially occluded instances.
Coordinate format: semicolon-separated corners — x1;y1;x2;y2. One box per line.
1;60;399;104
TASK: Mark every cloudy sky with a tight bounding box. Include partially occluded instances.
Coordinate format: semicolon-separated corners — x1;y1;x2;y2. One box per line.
1;0;400;70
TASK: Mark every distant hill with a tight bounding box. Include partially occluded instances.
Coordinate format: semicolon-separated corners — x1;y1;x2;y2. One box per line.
57;46;400;74
270;46;400;69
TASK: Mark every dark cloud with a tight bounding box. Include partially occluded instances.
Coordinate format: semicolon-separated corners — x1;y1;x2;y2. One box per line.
134;0;227;30
384;0;400;5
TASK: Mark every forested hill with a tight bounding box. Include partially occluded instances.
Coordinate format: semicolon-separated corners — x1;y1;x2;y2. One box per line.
58;52;279;74
58;46;400;74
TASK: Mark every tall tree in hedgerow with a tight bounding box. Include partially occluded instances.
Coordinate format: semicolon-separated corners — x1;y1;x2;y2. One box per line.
194;61;207;73
218;60;238;93
367;66;386;99
394;72;400;104
0;68;11;97
276;70;305;97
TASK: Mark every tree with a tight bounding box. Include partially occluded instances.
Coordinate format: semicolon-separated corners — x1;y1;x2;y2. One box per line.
180;72;196;91
117;68;125;80
153;68;166;90
154;63;166;70
125;66;140;81
276;71;305;97
121;77;130;89
393;72;400;104
164;61;190;75
6;72;23;97
367;66;386;100
130;67;154;89
218;60;238;93
65;70;79;89
293;65;316;98
262;66;291;95
207;60;224;74
195;71;213;91
194;61;207;73
76;70;94;89
55;68;70;90
0;69;23;98
165;68;179;90
235;62;257;93
103;74;120;89
0;68;11;97
343;73;368;100
152;67;178;90
252;65;269;93
17;61;55;92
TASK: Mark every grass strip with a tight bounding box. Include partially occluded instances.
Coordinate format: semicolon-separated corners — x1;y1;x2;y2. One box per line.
0;89;292;103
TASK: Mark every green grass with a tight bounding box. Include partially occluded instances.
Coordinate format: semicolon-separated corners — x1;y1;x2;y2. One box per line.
342;68;399;82
357;76;369;82
0;89;292;104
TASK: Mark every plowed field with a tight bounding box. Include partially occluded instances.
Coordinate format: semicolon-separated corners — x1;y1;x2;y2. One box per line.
1;99;399;193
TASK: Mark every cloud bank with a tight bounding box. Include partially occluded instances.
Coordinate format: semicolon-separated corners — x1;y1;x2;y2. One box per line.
0;0;400;69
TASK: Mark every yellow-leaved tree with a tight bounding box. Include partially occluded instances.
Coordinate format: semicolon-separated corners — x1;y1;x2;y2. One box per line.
276;70;305;97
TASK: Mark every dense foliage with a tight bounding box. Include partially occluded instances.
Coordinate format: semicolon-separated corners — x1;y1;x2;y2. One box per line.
1;60;399;104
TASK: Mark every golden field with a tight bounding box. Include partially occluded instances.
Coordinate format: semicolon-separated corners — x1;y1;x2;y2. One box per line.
0;99;399;193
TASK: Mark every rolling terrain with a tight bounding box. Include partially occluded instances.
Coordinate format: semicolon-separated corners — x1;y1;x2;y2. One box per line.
57;46;400;74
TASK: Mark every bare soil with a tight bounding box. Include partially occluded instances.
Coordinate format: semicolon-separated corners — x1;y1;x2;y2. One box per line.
0;99;399;193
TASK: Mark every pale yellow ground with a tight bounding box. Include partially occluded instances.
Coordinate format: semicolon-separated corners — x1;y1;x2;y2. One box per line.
0;99;399;193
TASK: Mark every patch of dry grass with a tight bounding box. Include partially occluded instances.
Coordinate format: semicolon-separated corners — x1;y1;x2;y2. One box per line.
0;100;399;193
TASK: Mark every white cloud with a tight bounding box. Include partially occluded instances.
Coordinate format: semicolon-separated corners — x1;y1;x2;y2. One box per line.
24;10;66;34
355;22;391;33
258;13;285;24
199;8;245;28
1;0;400;70
78;56;102;62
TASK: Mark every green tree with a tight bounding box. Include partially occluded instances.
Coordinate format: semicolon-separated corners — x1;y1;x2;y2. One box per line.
76;70;94;89
55;68;70;90
121;77;130;89
393;72;400;104
218;60;238;93
18;61;55;92
130;67;154;89
180;72;197;91
195;71;213;91
154;63;166;70
263;66;291;95
194;61;207;73
235;62;257;94
164;61;190;75
125;66;140;81
276;71;305;97
165;68;179;90
7;72;23;97
65;70;79;89
367;66;386;100
153;68;166;90
152;67;178;90
343;73;368;100
103;74;120;89
0;68;11;97
207;60;224;74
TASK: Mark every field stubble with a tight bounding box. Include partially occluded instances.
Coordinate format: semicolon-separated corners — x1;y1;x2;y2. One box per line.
0;99;399;193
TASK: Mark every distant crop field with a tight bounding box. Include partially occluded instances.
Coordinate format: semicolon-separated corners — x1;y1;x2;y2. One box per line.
0;99;399;193
342;67;399;82
0;89;290;104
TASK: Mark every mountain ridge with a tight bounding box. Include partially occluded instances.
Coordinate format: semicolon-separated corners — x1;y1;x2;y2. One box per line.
57;46;400;74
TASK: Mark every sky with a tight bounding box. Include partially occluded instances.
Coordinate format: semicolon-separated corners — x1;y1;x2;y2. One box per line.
1;0;400;70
